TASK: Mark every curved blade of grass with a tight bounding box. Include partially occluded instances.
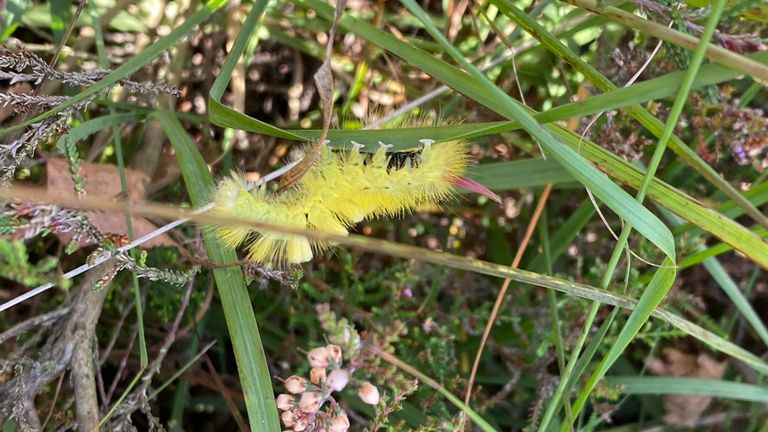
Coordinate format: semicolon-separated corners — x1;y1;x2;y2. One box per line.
56;113;144;152
569;260;677;417
208;43;768;152
491;0;768;234
607;376;768;403
211;47;768;148
0;0;228;135
209;0;268;101
154;111;280;431
465;159;576;190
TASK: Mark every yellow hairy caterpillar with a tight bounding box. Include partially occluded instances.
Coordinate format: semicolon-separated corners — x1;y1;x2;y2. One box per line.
209;138;497;265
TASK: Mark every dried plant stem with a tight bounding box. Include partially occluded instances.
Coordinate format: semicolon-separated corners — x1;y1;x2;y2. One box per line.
0;161;297;313
0;307;70;344
464;184;553;408
203;354;251;432
0;262;115;428
71;271;112;432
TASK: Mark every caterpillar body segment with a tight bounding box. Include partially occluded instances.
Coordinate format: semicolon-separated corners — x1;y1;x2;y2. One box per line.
210;139;470;266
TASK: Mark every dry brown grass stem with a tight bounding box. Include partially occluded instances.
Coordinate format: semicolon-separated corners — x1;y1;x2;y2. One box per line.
463;184;553;409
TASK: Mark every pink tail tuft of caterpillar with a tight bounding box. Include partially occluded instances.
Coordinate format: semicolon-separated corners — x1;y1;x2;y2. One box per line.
453;176;502;204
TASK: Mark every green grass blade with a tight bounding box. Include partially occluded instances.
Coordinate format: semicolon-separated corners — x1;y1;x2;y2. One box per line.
209;0;269;101
550;125;768;269
2;0;31;42
680;227;767;269
154;111;280;431
465;159;575;190
56;113;144;151
208;48;768;152
607;376;768;403
0;0;227;135
570;260;677;416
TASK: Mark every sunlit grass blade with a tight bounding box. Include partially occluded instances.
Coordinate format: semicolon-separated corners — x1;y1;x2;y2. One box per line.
569;260;676;417
607;376;768;403
465;159;575;190
209;49;768;149
56;113;144;150
154;111;281;431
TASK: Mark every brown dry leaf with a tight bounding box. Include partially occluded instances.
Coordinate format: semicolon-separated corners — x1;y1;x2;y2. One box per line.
646;347;728;427
46;158;176;249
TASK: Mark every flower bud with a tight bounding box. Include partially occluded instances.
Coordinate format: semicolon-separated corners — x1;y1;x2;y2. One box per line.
298;391;323;413
326;368;349;392
280;410;296;427
357;382;380;405
284;375;307;394
276;394;294;411
326;344;342;363
310;367;327;385
307;346;330;368
329;413;350;432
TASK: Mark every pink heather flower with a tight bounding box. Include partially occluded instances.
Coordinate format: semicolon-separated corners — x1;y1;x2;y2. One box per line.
298;391;323;413
276;394;294;411
326;369;349;392
284;375;307;394
357;382;380;405
329;413;350;432
307;346;330;368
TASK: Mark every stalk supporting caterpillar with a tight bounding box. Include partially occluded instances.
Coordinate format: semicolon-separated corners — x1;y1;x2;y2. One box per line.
209;138;498;265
